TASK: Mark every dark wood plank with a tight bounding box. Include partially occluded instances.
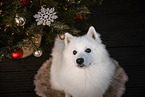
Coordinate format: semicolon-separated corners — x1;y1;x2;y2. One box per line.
0;92;37;97
107;46;145;97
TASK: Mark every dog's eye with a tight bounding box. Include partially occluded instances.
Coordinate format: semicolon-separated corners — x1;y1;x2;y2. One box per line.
73;50;77;55
85;48;91;53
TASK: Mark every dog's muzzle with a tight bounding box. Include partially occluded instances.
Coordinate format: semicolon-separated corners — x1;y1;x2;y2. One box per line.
76;58;85;67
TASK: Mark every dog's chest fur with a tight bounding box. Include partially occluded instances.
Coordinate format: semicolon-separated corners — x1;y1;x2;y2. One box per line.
59;63;115;97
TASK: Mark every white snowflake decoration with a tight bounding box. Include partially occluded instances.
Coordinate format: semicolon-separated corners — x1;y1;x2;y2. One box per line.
33;6;58;26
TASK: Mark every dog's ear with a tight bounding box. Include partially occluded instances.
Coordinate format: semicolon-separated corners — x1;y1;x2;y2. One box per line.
87;26;102;43
65;33;73;45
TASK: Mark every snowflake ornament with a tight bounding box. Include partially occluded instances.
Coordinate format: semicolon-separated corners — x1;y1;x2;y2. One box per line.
33;6;58;26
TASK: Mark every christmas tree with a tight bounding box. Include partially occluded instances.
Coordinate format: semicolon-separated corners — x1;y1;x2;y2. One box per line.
0;0;102;61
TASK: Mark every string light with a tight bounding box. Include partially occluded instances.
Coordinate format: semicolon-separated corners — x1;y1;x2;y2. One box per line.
6;24;9;27
12;33;14;35
4;29;6;32
64;7;67;10
0;2;2;6
44;24;47;26
26;33;28;35
35;41;39;44
0;10;2;14
43;5;46;7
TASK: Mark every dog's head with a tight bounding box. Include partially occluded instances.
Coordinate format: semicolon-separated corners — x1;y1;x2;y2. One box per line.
63;26;108;69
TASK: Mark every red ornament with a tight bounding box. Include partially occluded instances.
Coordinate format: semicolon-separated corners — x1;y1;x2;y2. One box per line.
74;14;82;22
18;0;30;6
11;49;23;59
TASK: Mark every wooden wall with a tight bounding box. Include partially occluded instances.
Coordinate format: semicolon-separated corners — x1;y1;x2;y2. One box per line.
0;0;145;97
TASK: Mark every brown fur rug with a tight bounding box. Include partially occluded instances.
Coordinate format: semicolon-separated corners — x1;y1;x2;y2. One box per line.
34;58;128;97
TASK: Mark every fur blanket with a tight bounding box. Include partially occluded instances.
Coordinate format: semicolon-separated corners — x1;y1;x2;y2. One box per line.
34;58;128;97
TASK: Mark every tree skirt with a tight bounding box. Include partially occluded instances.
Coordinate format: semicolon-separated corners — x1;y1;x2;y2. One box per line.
34;58;128;97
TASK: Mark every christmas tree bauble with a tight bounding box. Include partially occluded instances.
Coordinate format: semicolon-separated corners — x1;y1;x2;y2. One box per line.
15;14;26;26
74;13;82;22
11;49;23;59
18;0;30;7
59;32;65;40
33;48;42;57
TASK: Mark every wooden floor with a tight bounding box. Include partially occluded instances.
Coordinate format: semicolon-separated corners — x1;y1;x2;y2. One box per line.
0;0;145;97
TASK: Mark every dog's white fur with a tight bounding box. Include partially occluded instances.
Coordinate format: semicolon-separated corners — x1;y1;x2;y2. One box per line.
50;26;115;97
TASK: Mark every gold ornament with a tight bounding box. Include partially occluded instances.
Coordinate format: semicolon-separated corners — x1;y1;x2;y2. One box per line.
59;32;65;40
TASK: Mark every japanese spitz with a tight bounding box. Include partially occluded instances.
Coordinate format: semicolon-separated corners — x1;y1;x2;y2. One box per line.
50;26;115;97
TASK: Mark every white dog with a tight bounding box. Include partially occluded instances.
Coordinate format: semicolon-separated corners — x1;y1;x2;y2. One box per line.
50;26;115;97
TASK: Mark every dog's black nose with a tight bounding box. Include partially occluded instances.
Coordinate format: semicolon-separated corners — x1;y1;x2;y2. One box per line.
76;58;84;65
